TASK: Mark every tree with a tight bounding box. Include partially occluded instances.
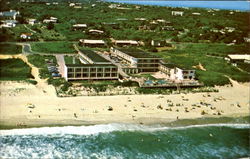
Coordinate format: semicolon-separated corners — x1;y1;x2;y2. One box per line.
47;22;54;30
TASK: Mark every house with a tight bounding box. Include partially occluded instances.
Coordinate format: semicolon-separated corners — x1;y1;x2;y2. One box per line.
171;11;184;16
79;39;106;47
113;40;139;47
174;68;195;80
159;63;195;80
63;50;118;81
225;54;250;65
74;6;82;9
20;33;32;39
192;12;201;15
161;26;174;31
151;40;168;47
27;19;37;25
110;47;161;73
243;37;250;43
88;29;104;35
156;19;166;23
43;17;57;23
0;20;17;28
134;18;147;21
0;10;20;20
69;3;75;7
72;24;87;30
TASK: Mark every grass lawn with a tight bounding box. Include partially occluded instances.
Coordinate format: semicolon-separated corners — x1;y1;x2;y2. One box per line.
0;44;22;54
157;43;250;86
30;42;76;54
0;59;33;80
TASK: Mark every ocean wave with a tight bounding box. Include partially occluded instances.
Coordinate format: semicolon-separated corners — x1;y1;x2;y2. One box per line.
0;123;249;136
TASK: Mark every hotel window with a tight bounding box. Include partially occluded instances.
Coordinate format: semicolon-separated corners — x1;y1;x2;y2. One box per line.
183;71;188;74
112;68;117;72
190;71;194;73
184;76;188;79
68;68;74;72
76;73;81;77
97;73;103;77
111;73;117;77
82;73;88;77
105;73;110;77
90;73;96;77
82;68;88;72
105;68;110;72
97;68;103;72
68;73;74;78
90;68;96;72
76;68;81;72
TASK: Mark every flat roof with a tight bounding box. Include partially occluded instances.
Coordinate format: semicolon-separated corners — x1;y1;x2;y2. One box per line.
79;49;110;63
66;64;116;67
228;54;250;60
115;48;160;58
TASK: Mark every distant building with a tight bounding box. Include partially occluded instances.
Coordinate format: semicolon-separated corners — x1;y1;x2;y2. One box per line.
43;17;58;23
69;3;75;7
159;63;196;80
20;33;32;39
244;37;250;43
63;50;118;81
72;24;87;30
27;19;37;25
0;10;20;20
88;29;104;35
79;39;106;47
225;54;250;65
171;11;184;16
192;12;201;15
151;40;168;47
113;40;139;47
0;20;17;28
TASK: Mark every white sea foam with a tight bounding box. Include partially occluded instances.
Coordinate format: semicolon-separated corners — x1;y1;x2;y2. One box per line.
0;123;249;136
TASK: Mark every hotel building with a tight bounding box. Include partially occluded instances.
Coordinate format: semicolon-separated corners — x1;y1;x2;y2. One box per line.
64;49;118;81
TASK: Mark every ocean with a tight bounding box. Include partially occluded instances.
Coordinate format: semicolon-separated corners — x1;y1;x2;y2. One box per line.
0;123;249;158
105;0;250;11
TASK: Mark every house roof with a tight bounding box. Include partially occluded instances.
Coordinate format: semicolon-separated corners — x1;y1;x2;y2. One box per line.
114;40;138;45
115;48;160;59
79;49;110;63
89;29;104;33
0;10;18;17
228;54;250;60
73;24;87;27
79;39;105;44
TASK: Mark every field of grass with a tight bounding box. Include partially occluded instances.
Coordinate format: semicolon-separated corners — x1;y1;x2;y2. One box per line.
30;42;76;54
157;43;250;86
27;54;56;79
0;59;33;80
0;44;22;54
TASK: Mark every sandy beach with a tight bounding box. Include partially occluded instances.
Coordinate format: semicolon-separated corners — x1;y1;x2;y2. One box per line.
0;79;249;128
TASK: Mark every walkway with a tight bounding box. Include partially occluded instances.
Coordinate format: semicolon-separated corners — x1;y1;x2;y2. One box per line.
55;54;66;78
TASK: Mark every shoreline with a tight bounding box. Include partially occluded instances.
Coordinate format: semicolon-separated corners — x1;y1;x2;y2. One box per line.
0;115;249;130
0;80;249;130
